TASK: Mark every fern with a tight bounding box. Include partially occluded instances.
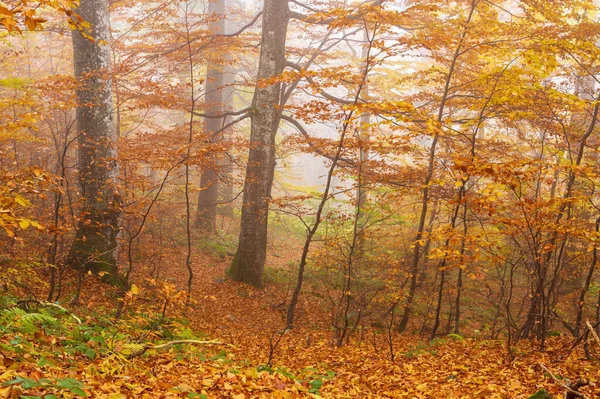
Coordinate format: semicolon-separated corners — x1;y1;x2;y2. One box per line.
1;307;60;334
119;343;147;359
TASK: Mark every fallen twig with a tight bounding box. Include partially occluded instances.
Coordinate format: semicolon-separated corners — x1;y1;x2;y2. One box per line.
538;363;590;399
151;339;222;349
124;339;224;359
586;320;600;348
17;299;82;325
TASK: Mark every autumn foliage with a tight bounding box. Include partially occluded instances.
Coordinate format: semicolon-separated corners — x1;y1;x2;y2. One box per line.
3;0;600;397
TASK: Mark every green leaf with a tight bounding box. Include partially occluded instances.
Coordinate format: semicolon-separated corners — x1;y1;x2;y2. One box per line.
37;357;54;367
55;378;86;397
310;378;323;392
55;378;84;390
3;376;41;389
528;389;552;399
69;387;87;397
84;348;96;359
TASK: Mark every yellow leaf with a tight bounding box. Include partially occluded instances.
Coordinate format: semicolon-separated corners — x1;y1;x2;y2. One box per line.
18;219;30;230
0;370;13;381
245;367;259;379
130;284;139;295
0;386;12;399
14;195;29;207
30;221;43;229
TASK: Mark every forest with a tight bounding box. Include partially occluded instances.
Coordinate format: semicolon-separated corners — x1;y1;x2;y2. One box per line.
2;0;600;397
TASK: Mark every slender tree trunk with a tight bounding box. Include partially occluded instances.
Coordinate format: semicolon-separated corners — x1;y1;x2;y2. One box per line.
228;0;288;286
398;0;478;332
183;2;197;300
286;25;374;330
454;201;468;334
575;216;600;337
356;27;370;251
67;0;122;287
196;0;225;231
520;94;600;342
430;269;445;340
430;184;466;339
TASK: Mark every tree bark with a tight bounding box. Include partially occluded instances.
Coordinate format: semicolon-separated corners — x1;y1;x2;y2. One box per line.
228;0;288;286
67;0;122;287
196;0;226;231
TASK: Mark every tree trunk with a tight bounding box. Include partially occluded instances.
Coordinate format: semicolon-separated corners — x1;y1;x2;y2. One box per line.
67;0;122;287
397;0;478;332
219;60;235;217
356;27;370;252
196;0;225;231
228;0;288;286
219;0;236;217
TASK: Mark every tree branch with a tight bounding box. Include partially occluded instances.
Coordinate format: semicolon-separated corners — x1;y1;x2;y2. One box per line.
281;114;356;166
192;107;251;119
285;61;354;104
288;0;382;24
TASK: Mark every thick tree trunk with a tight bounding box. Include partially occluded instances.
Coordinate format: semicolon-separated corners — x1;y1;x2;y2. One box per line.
67;0;122;287
219;61;235;217
196;0;225;231
228;0;288;286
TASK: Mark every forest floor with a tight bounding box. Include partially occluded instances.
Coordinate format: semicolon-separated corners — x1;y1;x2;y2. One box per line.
1;224;600;398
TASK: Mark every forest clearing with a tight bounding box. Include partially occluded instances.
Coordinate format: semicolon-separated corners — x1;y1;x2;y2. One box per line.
3;0;600;397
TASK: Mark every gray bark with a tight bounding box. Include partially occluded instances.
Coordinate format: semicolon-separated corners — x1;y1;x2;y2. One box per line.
228;0;288;286
219;65;235;216
356;27;370;250
196;0;226;230
67;0;122;287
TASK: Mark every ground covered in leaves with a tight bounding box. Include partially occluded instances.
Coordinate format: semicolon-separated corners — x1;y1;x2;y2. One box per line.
2;237;600;398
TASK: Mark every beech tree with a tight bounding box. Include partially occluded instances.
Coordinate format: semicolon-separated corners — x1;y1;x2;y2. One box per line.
196;0;226;231
228;0;289;286
66;0;122;286
7;3;600;387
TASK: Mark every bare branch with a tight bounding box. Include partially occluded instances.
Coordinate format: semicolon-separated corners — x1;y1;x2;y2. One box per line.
285;61;354;104
289;0;382;24
280;114;356;166
193;107;251;119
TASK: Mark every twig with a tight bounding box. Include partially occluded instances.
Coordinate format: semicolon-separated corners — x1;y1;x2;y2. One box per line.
125;339;224;359
267;329;288;366
538;363;590;399
151;339;222;349
17;299;82;324
586;320;600;348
